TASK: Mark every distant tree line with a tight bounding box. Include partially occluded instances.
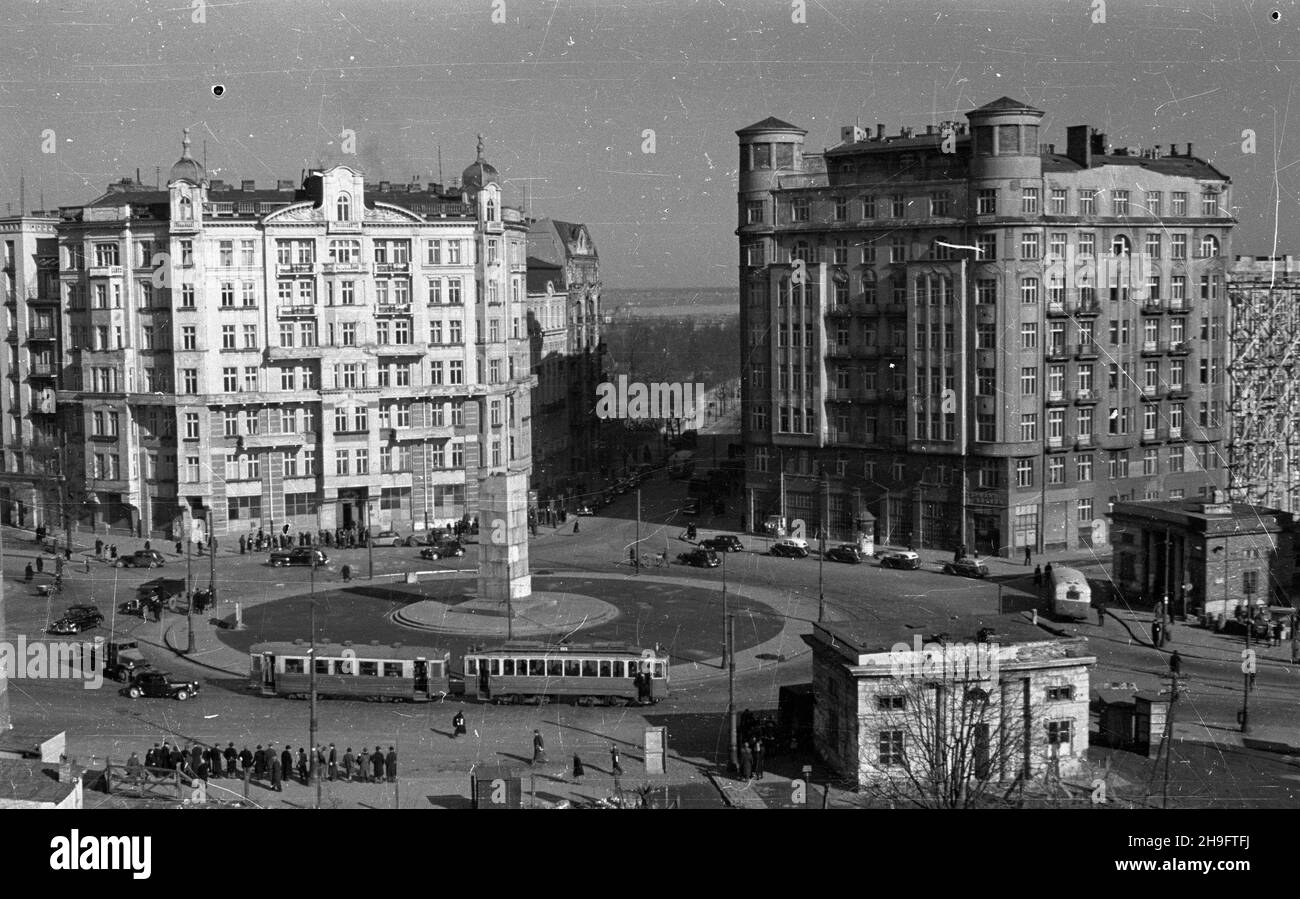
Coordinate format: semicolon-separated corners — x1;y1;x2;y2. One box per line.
602;317;739;388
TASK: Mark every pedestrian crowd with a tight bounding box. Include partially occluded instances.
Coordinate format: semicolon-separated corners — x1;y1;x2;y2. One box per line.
121;740;400;791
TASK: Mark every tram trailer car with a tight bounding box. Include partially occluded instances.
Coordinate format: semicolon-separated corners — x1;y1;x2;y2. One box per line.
464;641;669;706
250;640;451;702
1049;566;1093;621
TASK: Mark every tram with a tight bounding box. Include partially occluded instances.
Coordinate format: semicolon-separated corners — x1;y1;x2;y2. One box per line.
250;640;451;702
1049;566;1093;620
463;641;669;706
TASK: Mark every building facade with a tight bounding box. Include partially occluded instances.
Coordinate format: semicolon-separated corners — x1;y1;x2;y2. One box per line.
0;214;63;529
1227;255;1300;513
525;218;604;504
1109;497;1298;620
809;618;1095;796
737;99;1233;556
53;132;534;538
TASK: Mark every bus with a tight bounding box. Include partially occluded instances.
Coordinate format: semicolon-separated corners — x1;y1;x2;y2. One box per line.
1049;566;1092;620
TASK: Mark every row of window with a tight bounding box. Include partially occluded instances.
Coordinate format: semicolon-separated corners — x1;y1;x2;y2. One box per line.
193;400;469;440
465;657;666;679
769;186;1222;226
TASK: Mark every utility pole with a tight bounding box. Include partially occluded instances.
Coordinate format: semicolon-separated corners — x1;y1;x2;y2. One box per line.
309;557;320;809
819;472;828;622
1241;612;1252;734
727;612;738;773
635;487;641;574
1162;670;1178;809
207;508;216;603
185;520;195;654
720;549;728;667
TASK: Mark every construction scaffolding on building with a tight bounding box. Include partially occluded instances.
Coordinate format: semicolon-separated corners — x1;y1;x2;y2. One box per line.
1226;256;1300;511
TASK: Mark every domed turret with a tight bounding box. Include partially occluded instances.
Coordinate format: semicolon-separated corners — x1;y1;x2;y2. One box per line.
461;133;500;192
168;128;205;185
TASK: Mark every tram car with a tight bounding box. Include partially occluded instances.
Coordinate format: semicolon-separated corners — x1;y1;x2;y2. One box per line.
250;640;451;702
463;641;669;706
1049;566;1093;621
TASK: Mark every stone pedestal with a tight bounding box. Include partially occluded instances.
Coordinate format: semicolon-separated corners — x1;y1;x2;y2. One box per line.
478;471;532;606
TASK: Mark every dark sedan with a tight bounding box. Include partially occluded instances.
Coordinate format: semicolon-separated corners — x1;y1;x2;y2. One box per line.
701;535;744;553
878;550;922;570
942;558;990;579
825;544;865;564
677;548;721;568
420;541;466;560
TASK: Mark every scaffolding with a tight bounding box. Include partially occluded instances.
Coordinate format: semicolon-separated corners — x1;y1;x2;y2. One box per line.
1227;256;1300;511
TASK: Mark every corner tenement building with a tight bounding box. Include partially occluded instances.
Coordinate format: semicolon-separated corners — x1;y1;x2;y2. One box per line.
49;132;535;538
737;98;1233;556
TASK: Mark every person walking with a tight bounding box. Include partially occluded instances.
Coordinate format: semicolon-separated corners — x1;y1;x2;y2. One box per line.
385;747;398;783
328;743;338;781
571;754;585;782
1150;618;1163;648
739;741;753;780
453;710;467;738
573;519;580;535
1032;564;1042;587
1272;619;1283;648
1024;544;1032;566
269;752;283;792
532;730;547;766
1096;599;1107;627
1043;562;1053;583
24;562;32;583
610;744;623;777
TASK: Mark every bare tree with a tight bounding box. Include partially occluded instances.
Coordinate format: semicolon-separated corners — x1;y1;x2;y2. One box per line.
859;673;1032;809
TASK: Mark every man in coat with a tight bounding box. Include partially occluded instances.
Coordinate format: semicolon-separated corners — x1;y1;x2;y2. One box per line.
190;744;204;774
328;743;338;781
753;739;765;780
342;747;355;782
253;744;266;780
385;746;398;783
739;742;752;780
296;747;309;785
144;744;158;770
610;744;624;777
315;744;327;783
269;752;283;792
281;746;293;786
532;730;546;766
238;745;252;776
453;710;466;738
224;743;238;776
371;747;385;782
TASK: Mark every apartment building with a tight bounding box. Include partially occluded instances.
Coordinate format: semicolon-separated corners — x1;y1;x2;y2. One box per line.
53;131;533;538
0;214;62;529
525;217;603;503
737;99;1234;556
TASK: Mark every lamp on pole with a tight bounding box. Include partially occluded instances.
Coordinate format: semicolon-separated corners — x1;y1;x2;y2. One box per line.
184;510;196;654
309;555;321;809
720;549;728;668
818;470;828;622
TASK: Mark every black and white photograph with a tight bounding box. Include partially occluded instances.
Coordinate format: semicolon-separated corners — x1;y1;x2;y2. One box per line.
0;0;1294;874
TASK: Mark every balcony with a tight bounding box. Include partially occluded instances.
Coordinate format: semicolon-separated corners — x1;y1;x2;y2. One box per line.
326;220;363;234
1167;300;1191;314
888;388;908;403
1047;300;1068;317
1140;340;1165;356
276;304;317;317
1072;301;1100;317
1167;384;1190;399
27;327;56;341
1046;343;1070;361
28;363;56;377
1075;433;1093;448
1168;341;1190;355
1046;389;1071;405
276;263;316;276
373;262;411;275
87;265;123;278
239;431;304;450
1046;435;1066;450
26;291;59;306
1168;425;1184;440
825;387;854;402
883;302;907;315
1074;342;1100;359
854;344;880;359
264;345;324;361
1141;299;1164;313
375;303;413;316
826;344;852;359
1140;384;1158;398
826;304;853;317
859;388;878;402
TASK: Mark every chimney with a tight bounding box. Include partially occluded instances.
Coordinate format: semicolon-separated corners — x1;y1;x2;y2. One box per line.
1048;144;1055;154
241;179;255;191
925;124;935;135
378;180;391;192
276;179;294;191
208;179;227;191
877;123;885;140
1185;143;1193;157
1089;131;1107;155
900;126;913;138
1066;125;1091;168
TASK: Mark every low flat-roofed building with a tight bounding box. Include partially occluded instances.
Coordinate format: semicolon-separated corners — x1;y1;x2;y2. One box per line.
0;757;83;809
810;615;1095;801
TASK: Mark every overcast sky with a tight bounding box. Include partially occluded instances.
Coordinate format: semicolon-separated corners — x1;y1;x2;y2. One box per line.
3;0;1297;287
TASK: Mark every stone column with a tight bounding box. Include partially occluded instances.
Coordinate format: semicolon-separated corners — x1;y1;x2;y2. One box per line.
477;471;532;607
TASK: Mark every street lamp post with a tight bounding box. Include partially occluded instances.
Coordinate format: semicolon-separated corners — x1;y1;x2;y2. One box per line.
720;549;728;668
309;556;321;809
185;519;195;654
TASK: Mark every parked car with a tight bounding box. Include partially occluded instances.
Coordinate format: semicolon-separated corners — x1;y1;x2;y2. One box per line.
420;540;466;561
369;529;404;548
942;558;990;579
125;670;200;701
269;547;329;567
879;550;922;570
405;530;446;547
770;537;811;558
576;505;595;517
116;549;166;569
825;544;865;564
701;534;744;553
677;548;721;568
137;578;186;611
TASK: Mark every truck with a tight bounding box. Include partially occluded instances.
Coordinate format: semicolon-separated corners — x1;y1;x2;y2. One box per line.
100;637;151;682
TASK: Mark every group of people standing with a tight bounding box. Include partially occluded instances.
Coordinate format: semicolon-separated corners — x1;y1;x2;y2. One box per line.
123;741;399;790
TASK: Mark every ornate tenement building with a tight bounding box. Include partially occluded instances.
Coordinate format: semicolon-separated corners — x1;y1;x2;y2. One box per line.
737;98;1233;556
52;132;534;537
525;218;603;504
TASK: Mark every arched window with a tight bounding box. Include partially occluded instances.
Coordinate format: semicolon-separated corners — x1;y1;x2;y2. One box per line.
1110;234;1131;256
1199;234;1219;258
486;197;497;220
336;192;351;221
178;196;193;220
